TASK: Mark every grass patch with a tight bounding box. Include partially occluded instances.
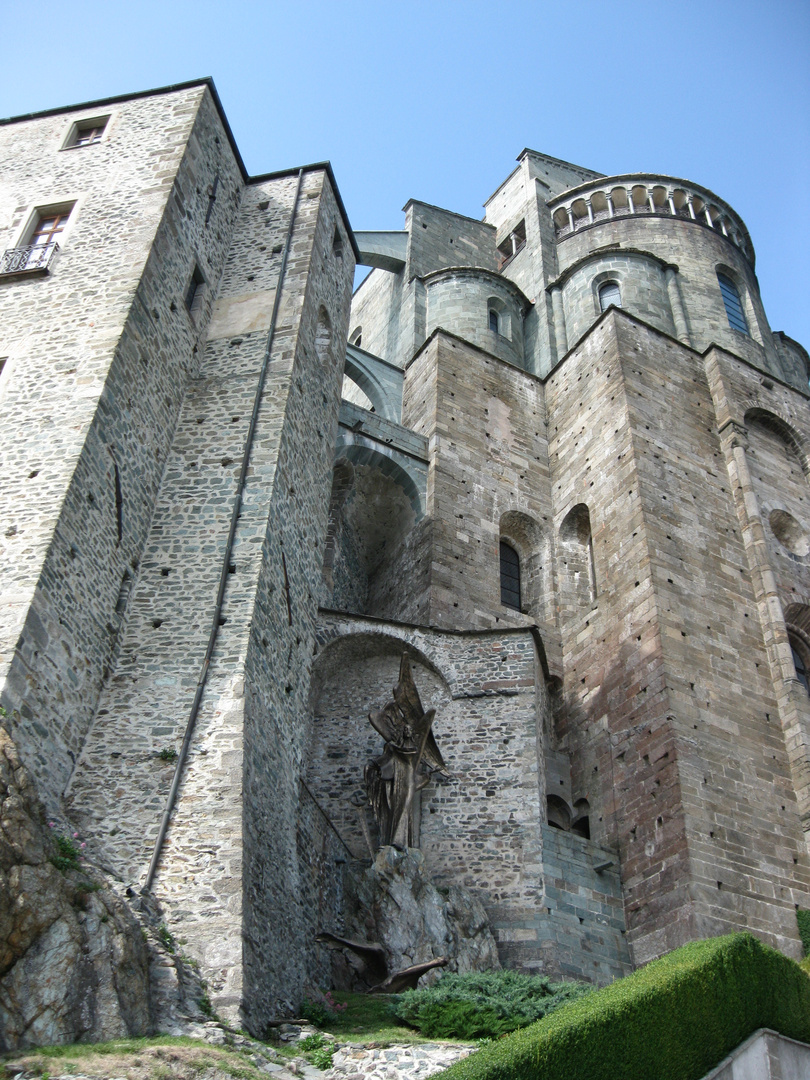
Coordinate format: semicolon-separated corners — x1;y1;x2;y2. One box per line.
302;992;469;1045
1;1036;273;1080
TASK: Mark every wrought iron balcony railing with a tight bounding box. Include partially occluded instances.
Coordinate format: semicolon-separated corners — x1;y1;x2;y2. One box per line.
0;242;59;276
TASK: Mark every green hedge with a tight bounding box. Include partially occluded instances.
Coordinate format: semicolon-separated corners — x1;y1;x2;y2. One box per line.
797;909;810;957
440;934;810;1080
393;970;593;1038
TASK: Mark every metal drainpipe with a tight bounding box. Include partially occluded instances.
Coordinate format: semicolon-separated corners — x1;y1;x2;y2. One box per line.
143;167;305;893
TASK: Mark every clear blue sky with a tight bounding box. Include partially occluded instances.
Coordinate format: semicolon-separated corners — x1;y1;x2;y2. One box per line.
3;0;809;347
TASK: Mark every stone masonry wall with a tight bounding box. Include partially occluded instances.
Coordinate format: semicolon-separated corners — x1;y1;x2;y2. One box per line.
67;166;355;1027
402;331;554;633
0;85;242;807
554;214;783;384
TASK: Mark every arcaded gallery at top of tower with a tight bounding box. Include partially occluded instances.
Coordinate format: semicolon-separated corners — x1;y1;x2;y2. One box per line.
1;78;809;1040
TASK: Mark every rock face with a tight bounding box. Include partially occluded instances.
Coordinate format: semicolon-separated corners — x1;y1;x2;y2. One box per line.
0;725;152;1050
338;847;499;989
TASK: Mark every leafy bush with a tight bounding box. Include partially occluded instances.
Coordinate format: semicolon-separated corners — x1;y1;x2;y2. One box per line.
439;934;810;1080
797;908;810;956
393;969;593;1039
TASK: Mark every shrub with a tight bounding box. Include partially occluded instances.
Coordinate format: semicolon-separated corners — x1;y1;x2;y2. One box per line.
797;909;810;956
393;969;593;1039
439;934;810;1080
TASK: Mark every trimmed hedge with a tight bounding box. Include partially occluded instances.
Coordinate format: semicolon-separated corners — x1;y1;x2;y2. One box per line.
797;909;810;956
393;970;593;1038
440;934;810;1080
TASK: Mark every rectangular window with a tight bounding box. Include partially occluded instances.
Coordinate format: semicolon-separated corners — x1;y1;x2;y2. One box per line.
64;115;109;149
1;204;73;276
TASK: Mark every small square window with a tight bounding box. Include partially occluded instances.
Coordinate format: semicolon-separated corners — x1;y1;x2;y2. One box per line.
64;115;109;150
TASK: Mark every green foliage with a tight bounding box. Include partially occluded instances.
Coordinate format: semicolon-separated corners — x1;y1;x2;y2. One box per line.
158;747;179;762
300;997;330;1027
50;833;81;872
299;1033;335;1070
156;923;176;954
394;969;593;1039
440;934;810;1080
797;908;810;956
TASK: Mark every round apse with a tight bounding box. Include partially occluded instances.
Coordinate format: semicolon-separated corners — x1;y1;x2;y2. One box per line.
769;509;810;557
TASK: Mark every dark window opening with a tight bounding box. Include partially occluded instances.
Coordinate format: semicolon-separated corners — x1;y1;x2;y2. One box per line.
489;309;499;334
185;264;205;313
500;540;521;610
717;272;748;334
791;638;810;694
497;219;526;268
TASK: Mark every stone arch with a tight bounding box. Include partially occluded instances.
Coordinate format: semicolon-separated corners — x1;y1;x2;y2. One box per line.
343;347;402;422
306;632;452;856
499;510;553;624
744;408;810;477
487;295;512;340
558;503;596;618
546;794;572;831
572;798;591;839
322;445;425;620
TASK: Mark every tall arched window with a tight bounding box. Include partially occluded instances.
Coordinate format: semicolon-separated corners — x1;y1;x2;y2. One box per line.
717;272;748;334
500;540;521;610
598;281;621;311
489;308;500;334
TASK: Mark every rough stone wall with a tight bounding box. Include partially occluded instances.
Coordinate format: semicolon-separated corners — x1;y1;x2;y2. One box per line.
546;309;810;964
347;267;406;367
0;84;242;807
238;169;355;1029
401;331;553;632
66;166;354;1028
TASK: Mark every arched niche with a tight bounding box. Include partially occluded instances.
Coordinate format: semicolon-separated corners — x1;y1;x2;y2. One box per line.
499;510;553;624
558;503;596;619
305;633;451;856
744;410;810;587
546;794;572;831
322;446;426;621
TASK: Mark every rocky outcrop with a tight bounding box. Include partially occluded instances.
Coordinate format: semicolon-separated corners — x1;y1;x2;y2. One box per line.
0;724;153;1050
336;847;499;989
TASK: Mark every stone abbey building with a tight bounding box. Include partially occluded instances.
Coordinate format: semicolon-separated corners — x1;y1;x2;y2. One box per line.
2;78;810;1032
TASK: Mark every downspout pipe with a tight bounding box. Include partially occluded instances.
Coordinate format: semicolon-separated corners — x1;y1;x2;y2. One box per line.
143;168;305;892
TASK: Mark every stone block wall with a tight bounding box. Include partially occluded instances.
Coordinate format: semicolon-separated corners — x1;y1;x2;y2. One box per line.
554;214;784;384
546;309;810;964
0;84;242;806
401;331;554;631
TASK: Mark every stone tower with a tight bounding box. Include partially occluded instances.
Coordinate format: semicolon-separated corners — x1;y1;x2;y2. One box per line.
1;83;809;1037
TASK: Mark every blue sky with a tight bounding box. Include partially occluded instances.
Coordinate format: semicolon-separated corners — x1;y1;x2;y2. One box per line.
3;0;809;347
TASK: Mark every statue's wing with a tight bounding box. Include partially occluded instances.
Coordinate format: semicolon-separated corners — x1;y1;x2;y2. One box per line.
421;729;447;774
368;701;402;745
393;654;424;722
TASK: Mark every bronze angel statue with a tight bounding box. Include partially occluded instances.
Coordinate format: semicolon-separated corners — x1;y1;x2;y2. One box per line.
364;654;448;849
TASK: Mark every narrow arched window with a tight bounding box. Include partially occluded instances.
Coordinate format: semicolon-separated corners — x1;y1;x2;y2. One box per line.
500;540;521;610
790;637;810;694
598;281;621;311
717;272;748;334
489;309;499;334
